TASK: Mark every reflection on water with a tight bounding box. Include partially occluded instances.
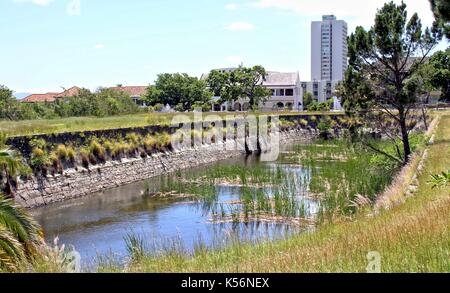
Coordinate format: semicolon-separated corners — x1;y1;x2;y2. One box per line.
31;148;317;267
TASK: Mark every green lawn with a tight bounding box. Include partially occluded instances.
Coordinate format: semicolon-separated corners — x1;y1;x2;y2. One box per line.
0;111;344;137
98;112;450;273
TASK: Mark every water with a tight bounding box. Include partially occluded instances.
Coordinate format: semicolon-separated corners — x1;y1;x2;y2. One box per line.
31;148;318;268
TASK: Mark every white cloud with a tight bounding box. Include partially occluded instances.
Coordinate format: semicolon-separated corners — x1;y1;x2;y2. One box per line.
225;22;255;31
249;0;436;33
225;3;239;10
13;0;53;6
93;44;105;50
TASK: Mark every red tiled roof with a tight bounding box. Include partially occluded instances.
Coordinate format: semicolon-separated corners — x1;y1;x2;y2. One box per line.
110;86;148;97
21;93;59;103
56;86;82;98
21;86;82;103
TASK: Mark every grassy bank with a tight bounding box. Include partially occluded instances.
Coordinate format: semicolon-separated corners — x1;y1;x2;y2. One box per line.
0;111;344;137
99;112;450;273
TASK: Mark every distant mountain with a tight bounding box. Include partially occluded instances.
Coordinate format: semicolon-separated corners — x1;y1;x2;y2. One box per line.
13;92;31;99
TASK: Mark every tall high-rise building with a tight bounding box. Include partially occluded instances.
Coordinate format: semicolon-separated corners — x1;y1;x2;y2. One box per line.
311;15;348;82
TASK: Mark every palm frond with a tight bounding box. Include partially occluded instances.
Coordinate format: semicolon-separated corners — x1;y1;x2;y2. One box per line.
0;225;25;272
0;195;44;252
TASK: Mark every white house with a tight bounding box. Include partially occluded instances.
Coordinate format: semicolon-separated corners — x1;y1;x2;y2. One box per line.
204;69;303;112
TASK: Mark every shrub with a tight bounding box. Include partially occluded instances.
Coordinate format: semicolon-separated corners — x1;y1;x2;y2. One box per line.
103;140;114;156
55;145;68;160
279;119;295;131
48;152;62;174
299;119;308;127
79;148;90;168
127;142;139;156
30;147;48;170
155;132;171;150
126;133;141;145
66;147;76;163
111;142;127;159
143;135;157;154
89;140;106;162
317;116;334;139
29;138;46;150
191;130;203;144
154;103;164;112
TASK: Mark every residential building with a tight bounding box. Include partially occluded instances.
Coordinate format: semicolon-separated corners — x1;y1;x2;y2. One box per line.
21;86;82;103
109;85;148;106
203;69;302;112
311;15;348;82
260;71;302;111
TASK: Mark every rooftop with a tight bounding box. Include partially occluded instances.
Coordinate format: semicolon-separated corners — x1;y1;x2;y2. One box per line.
110;86;148;97
21;86;82;103
21;92;60;103
262;72;299;86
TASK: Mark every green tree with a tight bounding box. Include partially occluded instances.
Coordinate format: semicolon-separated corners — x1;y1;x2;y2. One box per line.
61;88;97;117
206;66;272;110
338;1;438;164
303;92;314;110
429;48;450;102
0;194;43;272
144;73;212;111
430;0;450;39
96;88;139;116
0;86;21;121
240;66;272;109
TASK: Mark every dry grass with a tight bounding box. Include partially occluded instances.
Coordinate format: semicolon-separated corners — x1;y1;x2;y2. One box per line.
375;115;441;210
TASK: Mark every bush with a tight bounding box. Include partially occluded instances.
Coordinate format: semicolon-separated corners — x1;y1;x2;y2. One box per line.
126;133;141;145
79;148;90;168
111;142;127;159
299;119;308;127
89;140;106;162
154;103;164;112
48;152;63;174
191;130;203;145
30;148;48;171
29;138;47;150
102;140;113;155
317;116;335;139
155;132;171;150
142;135;157;154
66;147;76;163
55;145;69;161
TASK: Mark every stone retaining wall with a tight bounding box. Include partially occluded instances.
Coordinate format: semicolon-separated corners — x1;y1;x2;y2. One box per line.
14;129;317;208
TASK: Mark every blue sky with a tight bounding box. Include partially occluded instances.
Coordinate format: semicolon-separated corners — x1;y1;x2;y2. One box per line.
0;0;447;94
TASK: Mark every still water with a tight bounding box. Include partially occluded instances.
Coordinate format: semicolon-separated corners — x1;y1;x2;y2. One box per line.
31;148;318;267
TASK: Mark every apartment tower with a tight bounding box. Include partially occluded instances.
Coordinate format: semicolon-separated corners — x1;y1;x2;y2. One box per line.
311;15;348;82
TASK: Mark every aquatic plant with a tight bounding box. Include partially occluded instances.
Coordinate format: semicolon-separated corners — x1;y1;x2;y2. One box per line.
124;232;147;262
